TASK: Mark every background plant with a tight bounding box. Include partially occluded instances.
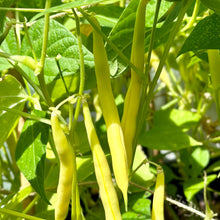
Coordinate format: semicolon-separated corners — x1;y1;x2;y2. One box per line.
0;0;220;219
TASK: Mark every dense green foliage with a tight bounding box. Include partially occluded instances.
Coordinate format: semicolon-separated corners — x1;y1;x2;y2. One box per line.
0;0;220;219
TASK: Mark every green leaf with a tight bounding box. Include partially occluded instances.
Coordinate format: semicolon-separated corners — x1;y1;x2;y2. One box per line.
88;5;123;28
130;146;154;192
179;13;220;55
122;192;151;219
139;109;201;150
20;18;96;99
191;147;210;175
15;113;49;203
76;155;94;182
0;75;27;147
183;174;216;201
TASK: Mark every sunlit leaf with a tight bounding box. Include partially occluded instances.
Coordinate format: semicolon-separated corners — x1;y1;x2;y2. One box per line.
15;111;49;203
0;75;27;147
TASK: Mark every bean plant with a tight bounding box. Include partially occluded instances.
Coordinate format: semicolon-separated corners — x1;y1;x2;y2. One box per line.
0;0;220;219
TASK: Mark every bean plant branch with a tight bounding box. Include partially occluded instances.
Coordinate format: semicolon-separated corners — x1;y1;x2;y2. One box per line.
136;0;192;145
0;106;51;125
34;0;53;107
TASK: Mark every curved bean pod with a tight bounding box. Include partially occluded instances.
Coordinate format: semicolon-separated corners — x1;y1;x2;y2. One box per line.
92;17;128;208
121;0;149;169
51;110;74;220
83;100;122;220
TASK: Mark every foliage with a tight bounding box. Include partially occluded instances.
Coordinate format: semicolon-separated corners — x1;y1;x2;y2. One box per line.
0;0;220;219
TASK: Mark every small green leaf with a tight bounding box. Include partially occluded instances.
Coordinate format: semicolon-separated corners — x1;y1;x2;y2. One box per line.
179;13;220;55
0;75;27;147
122;192;151;219
183;174;216;201
15;115;49;203
191;147;210;175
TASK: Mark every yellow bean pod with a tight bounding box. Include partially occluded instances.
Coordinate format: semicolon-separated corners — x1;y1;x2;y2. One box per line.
92;17;128;207
152;166;165;220
51;110;74;220
82;100;122;220
121;0;149;169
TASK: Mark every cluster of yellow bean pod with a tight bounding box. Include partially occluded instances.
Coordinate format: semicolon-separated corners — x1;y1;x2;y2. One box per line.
92;17;128;208
50;109;74;220
152;166;165;220
121;0;149;169
82;99;122;220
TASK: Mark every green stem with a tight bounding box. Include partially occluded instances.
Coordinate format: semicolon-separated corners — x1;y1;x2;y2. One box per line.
0;21;12;45
78;8;147;81
0;7;44;12
71;9;86;132
70;8;86;220
23;19;38;62
55;56;70;96
0;207;45;220
0;105;51;125
182;0;200;31
35;0;53;107
145;0;162;76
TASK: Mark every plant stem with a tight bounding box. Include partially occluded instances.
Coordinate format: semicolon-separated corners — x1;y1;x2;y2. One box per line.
0;105;51;125
0;7;44;12
35;0;53;107
182;0;200;31
69;8;86;220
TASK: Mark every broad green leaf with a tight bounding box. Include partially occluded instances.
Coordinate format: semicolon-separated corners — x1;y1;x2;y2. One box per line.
30;0;105;22
139;126;201;150
15;112;49;203
139;109;201;150
183;174;216;201
20;18;96;99
179;13;220;55
0;75;27;147
153;109;201;128
122;192;151;219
